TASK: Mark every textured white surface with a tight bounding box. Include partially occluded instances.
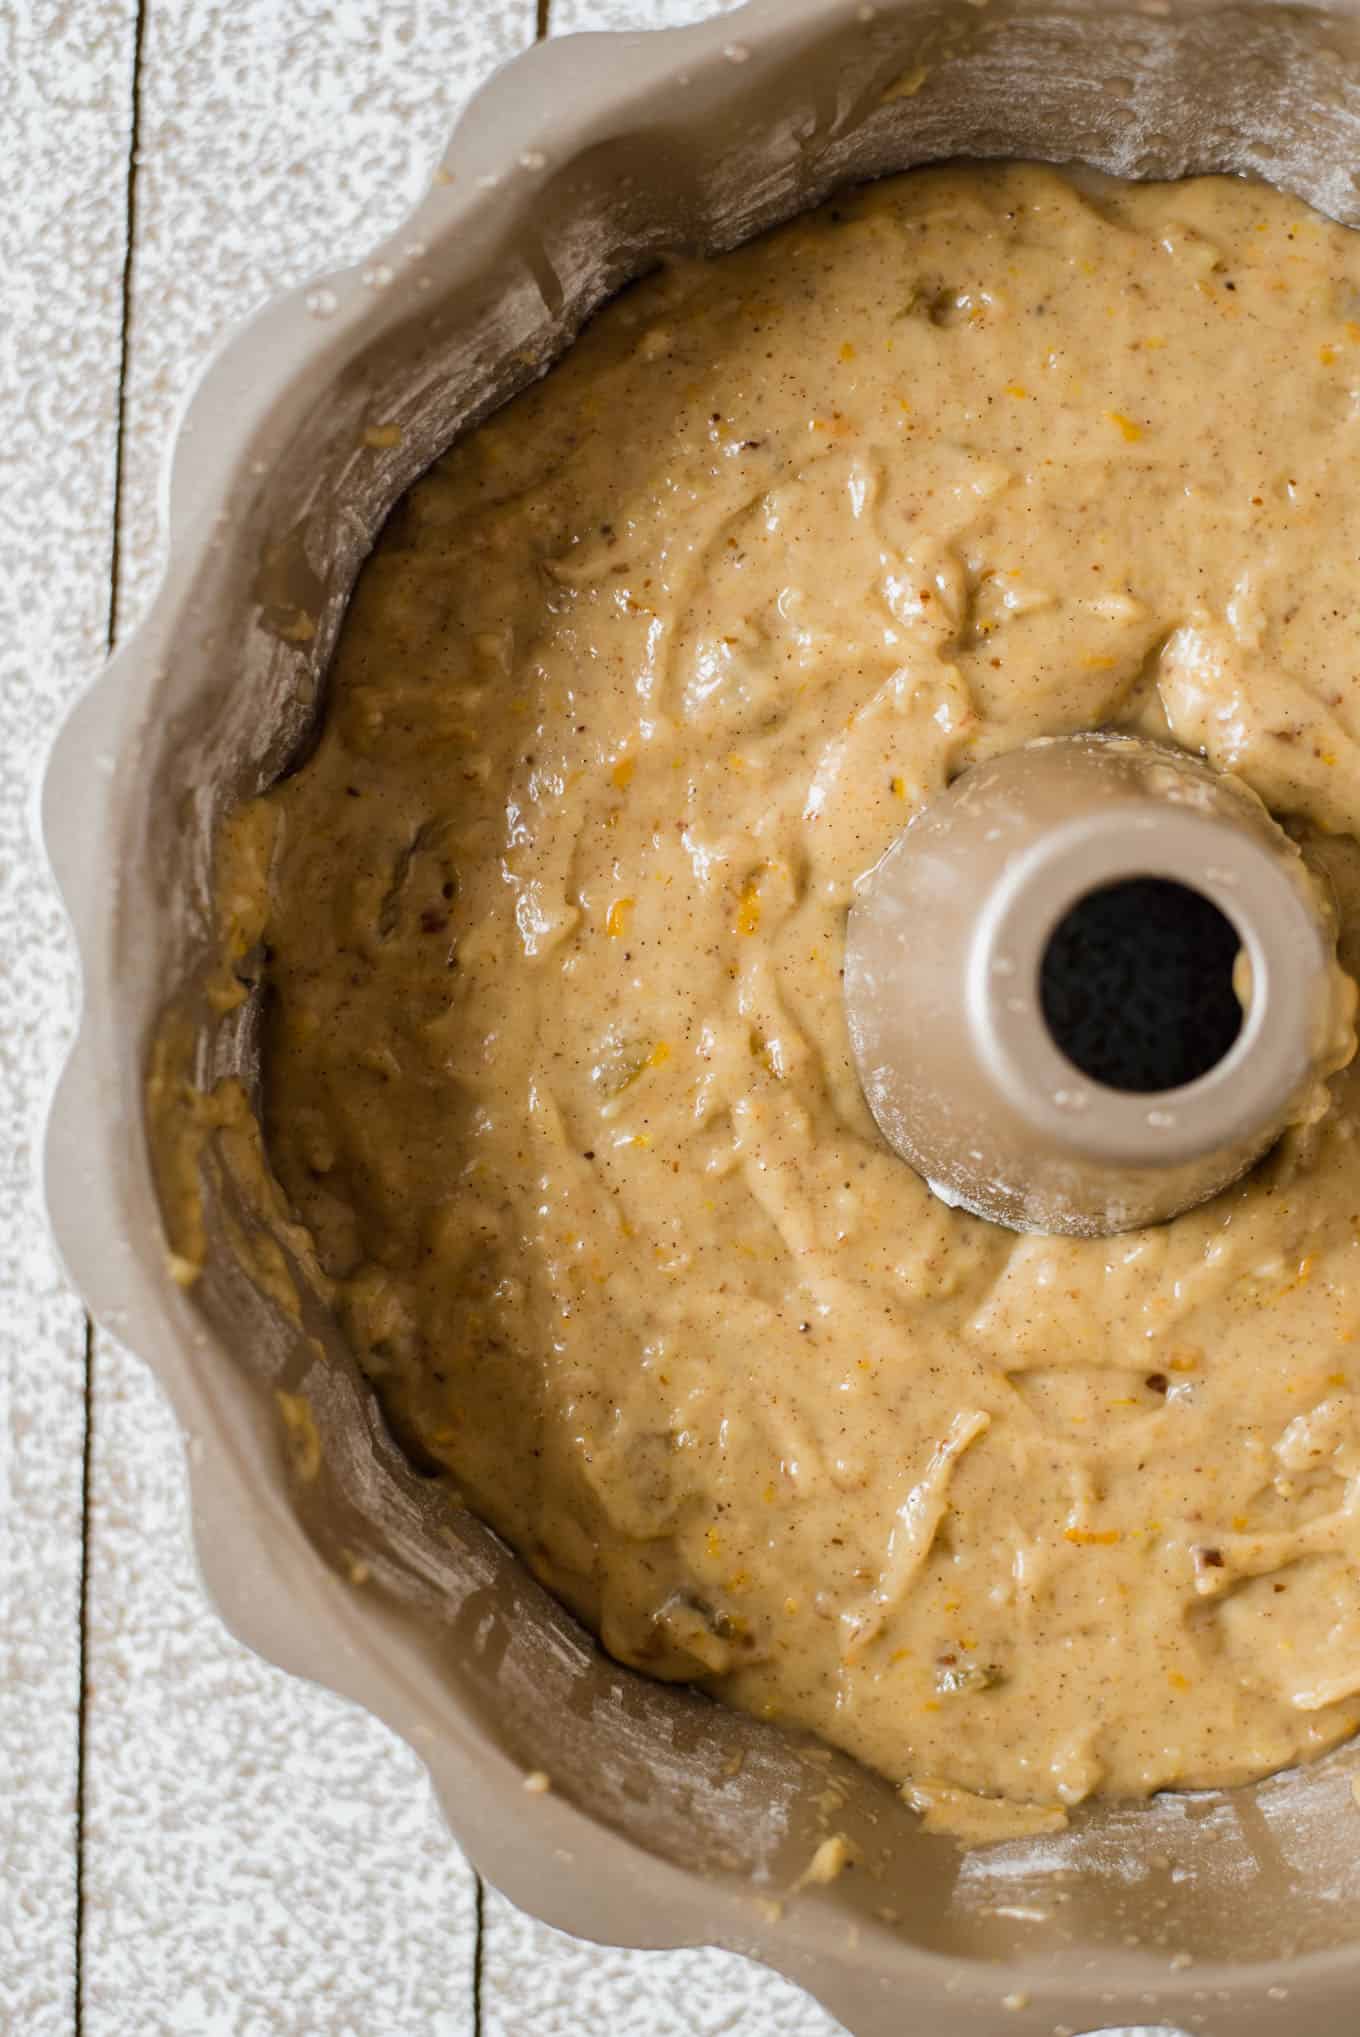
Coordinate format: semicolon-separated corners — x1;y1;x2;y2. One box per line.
554;0;741;29
1;7;133;2035
10;0;1170;2030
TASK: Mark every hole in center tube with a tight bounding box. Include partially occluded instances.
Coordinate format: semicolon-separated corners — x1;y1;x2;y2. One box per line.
1039;877;1244;1094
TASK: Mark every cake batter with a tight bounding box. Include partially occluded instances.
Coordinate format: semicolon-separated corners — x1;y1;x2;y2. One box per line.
230;164;1360;1821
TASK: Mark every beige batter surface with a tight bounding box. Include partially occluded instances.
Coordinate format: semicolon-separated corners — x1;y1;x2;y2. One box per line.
237;164;1360;1823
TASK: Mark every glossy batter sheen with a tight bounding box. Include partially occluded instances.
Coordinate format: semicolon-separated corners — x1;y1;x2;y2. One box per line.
245;165;1360;1823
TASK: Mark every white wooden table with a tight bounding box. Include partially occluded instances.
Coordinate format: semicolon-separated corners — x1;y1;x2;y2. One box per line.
2;4;1163;2030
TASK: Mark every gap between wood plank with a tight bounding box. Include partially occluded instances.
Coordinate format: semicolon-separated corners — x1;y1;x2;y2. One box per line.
472;1875;486;2036
77;5;148;2032
72;1319;93;2037
106;0;148;659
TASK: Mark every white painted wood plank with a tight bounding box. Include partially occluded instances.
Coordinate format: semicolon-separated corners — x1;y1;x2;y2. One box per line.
80;6;533;2033
1;9;136;2037
552;0;741;30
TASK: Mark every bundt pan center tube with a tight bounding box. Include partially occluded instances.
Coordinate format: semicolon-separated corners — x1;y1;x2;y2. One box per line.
40;3;1360;2033
846;733;1349;1235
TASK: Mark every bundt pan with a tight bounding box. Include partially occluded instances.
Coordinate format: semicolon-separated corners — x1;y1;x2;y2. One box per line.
42;2;1360;2031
